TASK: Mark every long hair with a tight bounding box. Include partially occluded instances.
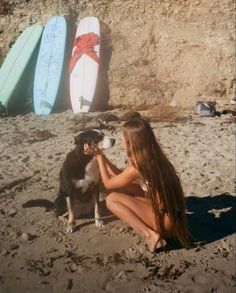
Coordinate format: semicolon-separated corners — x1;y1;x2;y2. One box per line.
122;118;189;247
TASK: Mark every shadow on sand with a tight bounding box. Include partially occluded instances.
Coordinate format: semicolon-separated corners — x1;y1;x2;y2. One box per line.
22;192;236;249
186;192;236;245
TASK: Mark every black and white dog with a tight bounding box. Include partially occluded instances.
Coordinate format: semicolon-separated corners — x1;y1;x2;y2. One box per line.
23;129;115;233
56;129;115;232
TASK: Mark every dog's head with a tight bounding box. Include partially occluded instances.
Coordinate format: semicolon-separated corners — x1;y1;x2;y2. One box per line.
74;129;115;150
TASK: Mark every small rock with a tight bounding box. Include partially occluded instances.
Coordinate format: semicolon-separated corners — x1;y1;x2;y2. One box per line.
21;232;32;241
69;263;78;272
119;227;125;233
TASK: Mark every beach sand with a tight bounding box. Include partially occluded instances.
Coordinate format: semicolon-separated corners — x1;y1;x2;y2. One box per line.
0;109;235;293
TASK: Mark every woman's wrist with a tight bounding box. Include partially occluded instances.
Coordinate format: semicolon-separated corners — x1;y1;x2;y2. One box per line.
95;153;104;159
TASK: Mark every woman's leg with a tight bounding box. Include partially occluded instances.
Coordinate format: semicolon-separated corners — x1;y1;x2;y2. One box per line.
106;192;171;252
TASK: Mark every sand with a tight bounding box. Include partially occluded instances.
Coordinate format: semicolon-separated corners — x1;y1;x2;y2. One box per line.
0;109;235;293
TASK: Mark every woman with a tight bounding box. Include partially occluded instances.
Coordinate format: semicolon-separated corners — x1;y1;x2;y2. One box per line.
84;118;189;252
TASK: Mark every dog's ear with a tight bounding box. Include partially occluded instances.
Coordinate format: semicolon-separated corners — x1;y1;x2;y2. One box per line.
74;131;85;146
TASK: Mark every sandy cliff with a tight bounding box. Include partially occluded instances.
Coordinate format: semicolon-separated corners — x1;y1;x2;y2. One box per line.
0;0;235;110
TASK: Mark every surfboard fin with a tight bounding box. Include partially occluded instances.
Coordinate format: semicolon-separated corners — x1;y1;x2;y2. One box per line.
40;99;53;110
78;96;91;109
0;102;8;117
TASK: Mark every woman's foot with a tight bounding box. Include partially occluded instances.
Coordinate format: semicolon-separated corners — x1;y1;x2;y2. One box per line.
145;229;166;252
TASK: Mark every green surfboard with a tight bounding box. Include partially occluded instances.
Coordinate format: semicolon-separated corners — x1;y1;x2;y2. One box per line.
0;24;43;108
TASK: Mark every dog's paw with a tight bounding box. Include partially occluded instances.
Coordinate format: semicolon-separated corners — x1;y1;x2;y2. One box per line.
66;223;75;233
95;218;104;228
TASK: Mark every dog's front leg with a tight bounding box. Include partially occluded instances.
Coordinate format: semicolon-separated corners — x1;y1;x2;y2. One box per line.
94;193;104;228
66;197;75;233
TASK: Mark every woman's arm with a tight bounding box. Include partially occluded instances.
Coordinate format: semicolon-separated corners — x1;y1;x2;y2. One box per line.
96;154;138;190
83;143;122;176
103;156;122;176
83;144;137;190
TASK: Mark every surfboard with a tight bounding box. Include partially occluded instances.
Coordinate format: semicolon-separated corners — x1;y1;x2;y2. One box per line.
69;16;100;113
0;24;43;109
33;16;67;115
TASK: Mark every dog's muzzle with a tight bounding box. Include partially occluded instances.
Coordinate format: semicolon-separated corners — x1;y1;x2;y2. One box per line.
99;137;116;149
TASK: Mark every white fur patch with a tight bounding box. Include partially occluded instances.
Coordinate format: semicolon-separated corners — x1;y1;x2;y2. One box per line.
85;158;100;181
72;158;100;193
99;136;114;150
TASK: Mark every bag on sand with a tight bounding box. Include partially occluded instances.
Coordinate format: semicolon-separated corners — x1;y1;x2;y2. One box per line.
194;101;216;117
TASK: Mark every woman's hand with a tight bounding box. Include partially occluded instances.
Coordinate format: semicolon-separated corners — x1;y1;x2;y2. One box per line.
83;143;103;156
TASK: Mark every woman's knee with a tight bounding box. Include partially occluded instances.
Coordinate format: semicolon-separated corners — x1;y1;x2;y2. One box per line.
106;192;120;210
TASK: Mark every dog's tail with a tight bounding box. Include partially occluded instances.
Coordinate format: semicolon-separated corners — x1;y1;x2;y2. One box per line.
22;199;55;211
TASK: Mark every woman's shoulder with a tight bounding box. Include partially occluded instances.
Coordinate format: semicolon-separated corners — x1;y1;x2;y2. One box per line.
123;164;139;177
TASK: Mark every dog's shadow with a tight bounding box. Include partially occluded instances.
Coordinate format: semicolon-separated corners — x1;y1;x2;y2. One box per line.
186;192;236;245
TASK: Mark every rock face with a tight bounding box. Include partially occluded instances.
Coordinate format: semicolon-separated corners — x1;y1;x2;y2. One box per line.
0;0;234;110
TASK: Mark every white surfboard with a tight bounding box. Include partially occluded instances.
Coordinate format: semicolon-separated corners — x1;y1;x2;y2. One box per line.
69;17;100;113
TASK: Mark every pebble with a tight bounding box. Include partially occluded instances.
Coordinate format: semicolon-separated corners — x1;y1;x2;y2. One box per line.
119;227;125;233
69;263;78;272
21;232;32;241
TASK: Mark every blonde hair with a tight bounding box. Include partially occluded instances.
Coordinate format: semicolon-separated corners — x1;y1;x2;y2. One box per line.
122;118;189;247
